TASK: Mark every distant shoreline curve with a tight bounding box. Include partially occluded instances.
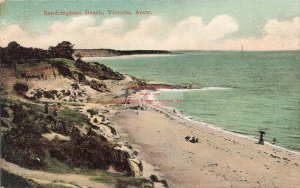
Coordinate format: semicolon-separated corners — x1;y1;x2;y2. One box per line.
75;49;171;57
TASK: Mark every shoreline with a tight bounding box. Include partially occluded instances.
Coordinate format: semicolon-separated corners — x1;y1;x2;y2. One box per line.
138;88;300;155
184;115;300;156
110;88;300;187
149;99;300;156
112;92;300;187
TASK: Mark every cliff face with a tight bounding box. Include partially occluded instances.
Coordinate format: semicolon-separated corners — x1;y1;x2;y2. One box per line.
75;49;171;57
74;58;124;80
75;49;121;57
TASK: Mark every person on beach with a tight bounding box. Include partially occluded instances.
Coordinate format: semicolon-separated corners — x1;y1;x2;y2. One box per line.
258;131;265;145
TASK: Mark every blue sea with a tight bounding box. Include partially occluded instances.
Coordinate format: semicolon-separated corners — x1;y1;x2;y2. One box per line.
89;51;300;151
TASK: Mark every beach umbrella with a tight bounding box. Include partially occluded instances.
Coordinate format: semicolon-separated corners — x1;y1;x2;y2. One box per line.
259;130;266;134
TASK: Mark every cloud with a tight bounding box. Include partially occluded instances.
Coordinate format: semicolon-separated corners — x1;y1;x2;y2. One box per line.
165;15;239;49
221;17;300;50
51;16;96;34
0;16;126;49
265;17;299;38
0;15;299;50
0;24;31;46
118;16;168;49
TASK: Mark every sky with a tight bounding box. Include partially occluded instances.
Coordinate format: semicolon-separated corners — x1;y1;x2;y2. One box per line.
0;0;299;50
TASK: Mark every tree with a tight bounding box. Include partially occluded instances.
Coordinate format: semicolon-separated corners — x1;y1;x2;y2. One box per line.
7;41;21;50
48;41;74;60
0;47;4;66
5;41;22;66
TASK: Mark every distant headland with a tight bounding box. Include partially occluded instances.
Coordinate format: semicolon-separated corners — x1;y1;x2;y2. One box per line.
74;49;171;57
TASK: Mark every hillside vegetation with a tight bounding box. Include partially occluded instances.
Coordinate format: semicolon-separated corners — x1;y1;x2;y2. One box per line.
0;42;155;188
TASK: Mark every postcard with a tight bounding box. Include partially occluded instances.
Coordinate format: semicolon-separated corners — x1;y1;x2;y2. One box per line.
0;0;299;187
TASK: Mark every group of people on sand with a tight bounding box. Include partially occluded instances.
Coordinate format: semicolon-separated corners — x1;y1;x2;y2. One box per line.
185;136;199;143
44;102;61;116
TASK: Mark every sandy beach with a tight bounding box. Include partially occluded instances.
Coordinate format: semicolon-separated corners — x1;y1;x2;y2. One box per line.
110;96;300;188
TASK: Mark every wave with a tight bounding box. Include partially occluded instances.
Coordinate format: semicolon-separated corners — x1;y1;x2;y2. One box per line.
158;87;232;92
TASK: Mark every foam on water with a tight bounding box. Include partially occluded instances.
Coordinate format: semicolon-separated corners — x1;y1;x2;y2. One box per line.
158;87;232;92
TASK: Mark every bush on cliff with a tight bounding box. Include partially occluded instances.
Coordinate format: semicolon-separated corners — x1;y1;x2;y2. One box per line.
50;61;74;78
1;103;49;169
49;130;130;172
0;41;74;66
74;59;124;80
1;170;33;188
48;41;74;60
13;83;29;95
1;101;131;173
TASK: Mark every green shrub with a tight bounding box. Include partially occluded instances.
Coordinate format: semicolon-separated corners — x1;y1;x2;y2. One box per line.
13;83;29;95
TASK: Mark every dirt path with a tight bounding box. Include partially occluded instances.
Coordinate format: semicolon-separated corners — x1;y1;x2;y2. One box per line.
1;159;111;188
